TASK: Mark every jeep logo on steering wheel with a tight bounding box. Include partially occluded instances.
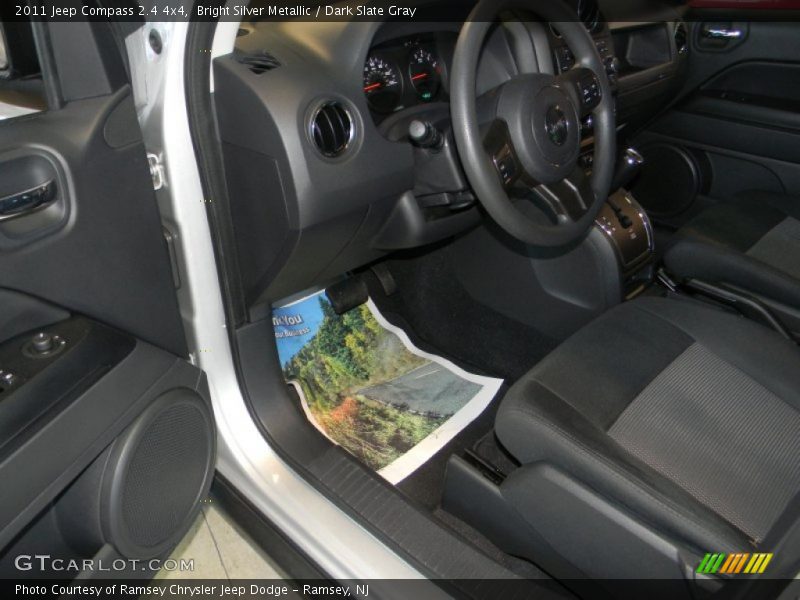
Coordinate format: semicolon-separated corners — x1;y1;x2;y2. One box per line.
545;105;569;147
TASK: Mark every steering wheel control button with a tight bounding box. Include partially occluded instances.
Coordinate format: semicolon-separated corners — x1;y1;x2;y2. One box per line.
578;74;602;110
23;332;67;359
493;145;518;186
555;46;575;73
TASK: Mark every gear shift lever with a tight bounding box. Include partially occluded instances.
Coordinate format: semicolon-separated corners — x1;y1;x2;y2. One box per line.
611;147;645;192
607;148;645;229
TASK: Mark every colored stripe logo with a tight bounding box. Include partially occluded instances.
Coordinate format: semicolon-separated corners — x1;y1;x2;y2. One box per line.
697;553;773;574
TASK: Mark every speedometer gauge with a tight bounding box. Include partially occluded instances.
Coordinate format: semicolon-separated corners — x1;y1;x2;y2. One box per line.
363;56;402;113
409;47;441;102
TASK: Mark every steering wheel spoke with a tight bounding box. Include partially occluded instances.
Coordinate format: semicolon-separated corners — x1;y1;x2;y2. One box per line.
533;167;595;222
482;119;532;190
554;67;603;117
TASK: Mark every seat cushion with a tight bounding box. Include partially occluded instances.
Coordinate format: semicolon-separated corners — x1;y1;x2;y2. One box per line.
664;191;800;307
496;296;800;552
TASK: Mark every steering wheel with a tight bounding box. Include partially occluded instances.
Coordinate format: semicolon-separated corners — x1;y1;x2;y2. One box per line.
450;0;615;247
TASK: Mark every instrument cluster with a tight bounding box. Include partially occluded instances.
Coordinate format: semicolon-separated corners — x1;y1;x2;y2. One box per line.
363;34;452;117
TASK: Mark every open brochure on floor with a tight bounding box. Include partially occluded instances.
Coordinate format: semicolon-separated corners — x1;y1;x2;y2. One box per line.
272;289;503;484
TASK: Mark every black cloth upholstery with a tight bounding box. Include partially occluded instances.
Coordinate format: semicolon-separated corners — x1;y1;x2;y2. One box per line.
496;296;800;554
664;191;800;307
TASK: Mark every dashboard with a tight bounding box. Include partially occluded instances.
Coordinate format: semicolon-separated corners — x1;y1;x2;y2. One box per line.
215;1;690;312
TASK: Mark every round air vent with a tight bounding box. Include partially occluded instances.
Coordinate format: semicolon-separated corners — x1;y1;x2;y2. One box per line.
309;101;354;158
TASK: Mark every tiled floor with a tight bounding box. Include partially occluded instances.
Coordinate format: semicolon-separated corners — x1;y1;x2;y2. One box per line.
155;502;285;580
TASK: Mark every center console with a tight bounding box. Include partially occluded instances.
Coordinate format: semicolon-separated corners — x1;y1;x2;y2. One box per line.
447;139;656;341
448;187;656;341
594;191;655;299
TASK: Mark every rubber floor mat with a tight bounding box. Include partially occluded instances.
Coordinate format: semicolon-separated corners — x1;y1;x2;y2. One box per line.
272;289;503;484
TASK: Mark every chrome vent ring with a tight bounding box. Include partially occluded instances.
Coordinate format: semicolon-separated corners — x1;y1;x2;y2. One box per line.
309;101;354;158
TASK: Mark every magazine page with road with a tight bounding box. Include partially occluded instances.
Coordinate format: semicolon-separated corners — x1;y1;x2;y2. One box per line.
272;290;503;484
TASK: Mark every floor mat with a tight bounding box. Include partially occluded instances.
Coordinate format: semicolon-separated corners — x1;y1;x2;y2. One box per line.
396;386;505;509
364;246;559;381
272;290;504;485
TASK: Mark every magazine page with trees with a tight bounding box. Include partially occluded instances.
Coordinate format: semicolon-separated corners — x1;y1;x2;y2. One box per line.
273;291;503;482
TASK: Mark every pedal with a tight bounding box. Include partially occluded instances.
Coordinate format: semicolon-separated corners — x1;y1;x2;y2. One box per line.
370;263;398;296
325;277;368;315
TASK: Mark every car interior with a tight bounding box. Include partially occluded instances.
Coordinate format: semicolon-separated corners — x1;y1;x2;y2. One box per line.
202;0;800;596
1;0;799;597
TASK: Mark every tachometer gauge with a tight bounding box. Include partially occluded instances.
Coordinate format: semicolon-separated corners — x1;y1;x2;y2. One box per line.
408;47;441;102
363;56;402;113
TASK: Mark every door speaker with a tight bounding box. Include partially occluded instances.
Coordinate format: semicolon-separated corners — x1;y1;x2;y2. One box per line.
632;143;710;217
58;388;216;559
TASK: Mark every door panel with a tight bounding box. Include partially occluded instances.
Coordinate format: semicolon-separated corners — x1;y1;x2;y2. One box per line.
0;90;187;356
631;19;800;221
0;20;214;577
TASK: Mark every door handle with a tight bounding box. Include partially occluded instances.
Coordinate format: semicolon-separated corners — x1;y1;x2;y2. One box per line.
0;180;57;222
702;27;743;39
